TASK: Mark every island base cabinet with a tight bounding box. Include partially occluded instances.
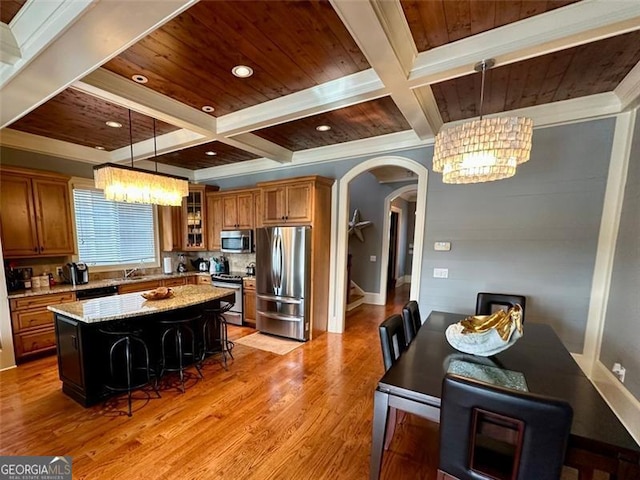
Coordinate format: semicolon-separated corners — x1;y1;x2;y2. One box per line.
54;314;106;407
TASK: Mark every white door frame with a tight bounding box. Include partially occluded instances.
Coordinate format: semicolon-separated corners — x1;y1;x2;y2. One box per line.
328;156;429;333
380;187;417;303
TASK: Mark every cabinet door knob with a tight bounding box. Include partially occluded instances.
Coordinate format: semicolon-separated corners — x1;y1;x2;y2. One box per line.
34;247;38;252
40;246;44;252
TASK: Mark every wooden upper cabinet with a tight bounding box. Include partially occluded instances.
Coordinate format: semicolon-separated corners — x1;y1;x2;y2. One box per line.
258;178;326;225
0;167;74;258
221;190;255;230
206;193;223;251
159;205;183;252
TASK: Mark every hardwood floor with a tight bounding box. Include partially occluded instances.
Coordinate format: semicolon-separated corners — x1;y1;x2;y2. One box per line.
0;284;439;479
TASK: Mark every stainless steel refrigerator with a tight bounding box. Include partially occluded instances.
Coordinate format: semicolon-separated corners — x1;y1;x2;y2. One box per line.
256;226;311;341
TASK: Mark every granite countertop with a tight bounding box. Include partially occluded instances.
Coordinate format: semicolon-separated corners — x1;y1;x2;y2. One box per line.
47;284;235;324
7;272;211;299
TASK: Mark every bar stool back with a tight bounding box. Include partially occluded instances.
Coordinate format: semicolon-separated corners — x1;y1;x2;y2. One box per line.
202;303;234;370
99;326;160;416
158;314;203;393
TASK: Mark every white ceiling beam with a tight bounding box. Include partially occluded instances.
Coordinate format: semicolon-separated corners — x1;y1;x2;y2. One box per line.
217;69;388;136
75;68;293;163
225;133;293;163
0;23;21;65
194;130;425;182
0;0;198;129
616;62;640;112
108;129;209;163
330;0;436;139
409;0;640;86
0;128;109;164
74;69;217;137
0;0;93;84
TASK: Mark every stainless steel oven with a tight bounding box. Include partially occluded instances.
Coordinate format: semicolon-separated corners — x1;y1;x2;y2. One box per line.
211;274;243;325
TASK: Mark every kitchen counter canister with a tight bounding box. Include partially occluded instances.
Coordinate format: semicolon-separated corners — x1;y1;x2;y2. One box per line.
47;285;234;323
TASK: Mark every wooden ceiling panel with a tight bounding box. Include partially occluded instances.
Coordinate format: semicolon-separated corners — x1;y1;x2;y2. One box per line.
8;89;179;151
401;0;579;52
253;97;411;151
153;141;260;170
0;0;26;24
431;31;640;123
102;0;370;116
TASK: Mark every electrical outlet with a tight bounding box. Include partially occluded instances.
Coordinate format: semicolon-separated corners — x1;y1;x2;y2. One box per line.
369;255;377;262
612;363;626;383
56;267;63;277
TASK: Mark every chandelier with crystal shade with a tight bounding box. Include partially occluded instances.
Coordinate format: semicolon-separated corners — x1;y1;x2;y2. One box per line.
432;59;533;184
93;111;189;206
94;163;188;206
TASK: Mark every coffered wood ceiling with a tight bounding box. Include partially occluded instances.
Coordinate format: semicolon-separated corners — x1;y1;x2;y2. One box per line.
1;0;639;177
8;89;179;151
400;0;579;51
254;97;410;151
0;0;26;24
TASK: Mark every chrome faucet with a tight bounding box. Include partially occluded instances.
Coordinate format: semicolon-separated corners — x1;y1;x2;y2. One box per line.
123;267;139;279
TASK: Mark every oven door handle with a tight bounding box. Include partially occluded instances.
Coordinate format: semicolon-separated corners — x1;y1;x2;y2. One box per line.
212;282;242;290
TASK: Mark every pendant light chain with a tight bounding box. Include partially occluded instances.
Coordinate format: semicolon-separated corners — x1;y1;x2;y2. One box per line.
128;109;134;168
153;118;158;172
478;61;486;120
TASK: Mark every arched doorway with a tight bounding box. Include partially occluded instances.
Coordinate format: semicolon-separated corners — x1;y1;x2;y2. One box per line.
328;156;428;333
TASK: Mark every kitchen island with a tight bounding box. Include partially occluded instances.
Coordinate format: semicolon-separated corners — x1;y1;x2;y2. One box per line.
48;285;235;406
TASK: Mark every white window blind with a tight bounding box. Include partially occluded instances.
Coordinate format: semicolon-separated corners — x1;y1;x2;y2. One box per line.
73;188;157;267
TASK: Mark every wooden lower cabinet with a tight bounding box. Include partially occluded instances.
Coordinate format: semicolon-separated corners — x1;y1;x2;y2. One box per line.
243;277;256;328
10;291;76;362
161;277;188;287
117;280;161;294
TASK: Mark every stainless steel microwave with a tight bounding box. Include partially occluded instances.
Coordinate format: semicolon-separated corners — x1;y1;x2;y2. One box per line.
220;230;253;253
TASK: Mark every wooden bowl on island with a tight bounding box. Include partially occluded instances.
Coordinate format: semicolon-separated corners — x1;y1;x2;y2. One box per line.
141;287;174;300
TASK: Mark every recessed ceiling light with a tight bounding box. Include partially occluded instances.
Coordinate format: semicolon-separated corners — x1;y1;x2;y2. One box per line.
94;146;105;150
131;74;148;84
316;125;331;132
105;121;122;128
232;65;253;78
202;105;215;113
205;151;217;156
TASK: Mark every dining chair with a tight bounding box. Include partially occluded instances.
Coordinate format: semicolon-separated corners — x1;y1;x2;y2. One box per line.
476;293;527;322
401;300;422;345
438;373;573;480
378;313;408;450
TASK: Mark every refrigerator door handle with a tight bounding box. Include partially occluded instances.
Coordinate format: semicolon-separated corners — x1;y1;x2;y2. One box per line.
271;233;280;290
257;310;303;323
276;233;284;289
257;294;303;304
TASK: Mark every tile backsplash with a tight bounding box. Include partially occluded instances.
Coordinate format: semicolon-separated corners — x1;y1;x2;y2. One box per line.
4;251;257;286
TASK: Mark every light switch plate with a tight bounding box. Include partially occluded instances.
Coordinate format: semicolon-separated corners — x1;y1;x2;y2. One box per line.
433;268;449;278
369;255;377;262
434;241;451;251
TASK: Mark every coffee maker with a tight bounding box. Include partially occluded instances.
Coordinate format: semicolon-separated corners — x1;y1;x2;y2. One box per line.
63;262;89;285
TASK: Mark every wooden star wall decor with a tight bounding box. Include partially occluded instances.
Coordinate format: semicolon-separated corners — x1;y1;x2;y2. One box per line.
348;209;373;242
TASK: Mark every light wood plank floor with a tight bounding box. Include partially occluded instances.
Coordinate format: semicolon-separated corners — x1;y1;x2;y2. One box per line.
1;284;441;479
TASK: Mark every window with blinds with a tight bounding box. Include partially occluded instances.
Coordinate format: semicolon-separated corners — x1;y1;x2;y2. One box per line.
73;188;158;267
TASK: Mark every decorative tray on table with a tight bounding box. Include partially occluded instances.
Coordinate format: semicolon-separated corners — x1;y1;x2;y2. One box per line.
141;287;174;300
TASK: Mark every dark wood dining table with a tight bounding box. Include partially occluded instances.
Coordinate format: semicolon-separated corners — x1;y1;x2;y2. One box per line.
370;311;640;479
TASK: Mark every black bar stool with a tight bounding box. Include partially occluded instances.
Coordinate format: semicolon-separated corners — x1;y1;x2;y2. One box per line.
99;325;160;417
158;314;203;393
202;303;235;370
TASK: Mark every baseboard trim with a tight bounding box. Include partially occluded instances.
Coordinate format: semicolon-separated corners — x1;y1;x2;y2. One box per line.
364;291;385;305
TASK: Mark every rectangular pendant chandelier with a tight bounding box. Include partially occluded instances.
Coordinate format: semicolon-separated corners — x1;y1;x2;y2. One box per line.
93;163;189;207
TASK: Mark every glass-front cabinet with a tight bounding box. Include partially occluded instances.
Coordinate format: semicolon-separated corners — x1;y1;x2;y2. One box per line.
183;185;214;251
